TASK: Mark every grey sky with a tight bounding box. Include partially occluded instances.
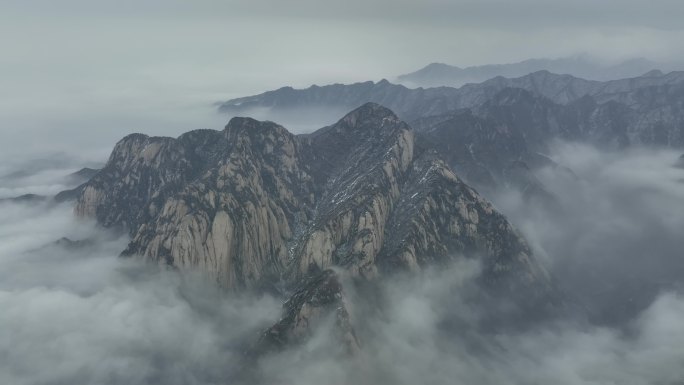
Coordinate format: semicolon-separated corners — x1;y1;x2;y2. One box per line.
1;0;683;163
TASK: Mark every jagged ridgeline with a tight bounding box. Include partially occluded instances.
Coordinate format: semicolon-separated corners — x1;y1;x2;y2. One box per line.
217;71;684;202
75;103;560;344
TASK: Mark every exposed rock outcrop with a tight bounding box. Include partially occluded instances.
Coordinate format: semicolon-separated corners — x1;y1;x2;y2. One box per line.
77;103;551;294
75;103;562;352
255;269;360;355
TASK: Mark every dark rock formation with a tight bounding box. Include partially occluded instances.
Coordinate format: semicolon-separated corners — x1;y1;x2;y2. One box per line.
54;185;87;203
53;237;97;250
254;269;360;354
0;166;102;204
65;167;100;185
676;154;684;168
0;194;47;204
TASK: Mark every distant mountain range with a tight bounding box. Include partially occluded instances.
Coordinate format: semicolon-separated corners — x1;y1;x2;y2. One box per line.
396;56;679;87
219;70;684;121
218;70;684;196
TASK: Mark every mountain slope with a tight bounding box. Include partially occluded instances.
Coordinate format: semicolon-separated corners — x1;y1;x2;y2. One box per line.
397;57;670;87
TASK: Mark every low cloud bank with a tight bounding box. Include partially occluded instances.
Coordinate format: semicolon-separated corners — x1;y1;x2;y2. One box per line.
253;262;684;385
0;201;281;385
494;142;684;324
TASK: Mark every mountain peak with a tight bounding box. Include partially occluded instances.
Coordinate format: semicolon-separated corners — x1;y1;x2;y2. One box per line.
488;87;541;105
224;116;290;138
526;69;575;79
424;62;451;68
396;56;674;87
226;116;262;129
642;69;664;77
342;102;397;120
335;103;404;135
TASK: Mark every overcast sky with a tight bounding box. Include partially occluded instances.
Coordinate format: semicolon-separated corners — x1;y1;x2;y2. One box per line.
1;0;684;163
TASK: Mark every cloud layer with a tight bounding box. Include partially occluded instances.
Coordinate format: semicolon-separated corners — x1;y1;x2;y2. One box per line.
493;142;684;324
1;141;684;384
252;262;684;385
0;201;282;385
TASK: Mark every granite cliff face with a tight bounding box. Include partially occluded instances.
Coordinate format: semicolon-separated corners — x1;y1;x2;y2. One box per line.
76;103;559;348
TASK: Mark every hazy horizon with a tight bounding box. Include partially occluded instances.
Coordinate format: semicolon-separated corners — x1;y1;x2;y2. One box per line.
3;0;684;166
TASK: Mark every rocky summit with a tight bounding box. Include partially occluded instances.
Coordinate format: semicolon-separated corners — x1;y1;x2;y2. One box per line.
75;103;560;348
